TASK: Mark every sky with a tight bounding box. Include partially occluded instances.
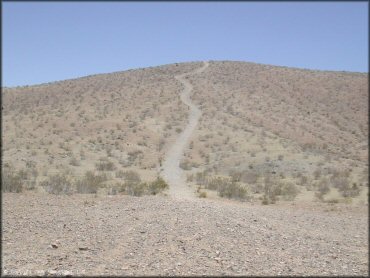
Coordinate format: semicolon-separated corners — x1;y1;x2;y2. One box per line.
2;1;368;87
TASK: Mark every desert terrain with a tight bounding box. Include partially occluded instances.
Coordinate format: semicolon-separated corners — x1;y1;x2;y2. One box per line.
2;60;368;276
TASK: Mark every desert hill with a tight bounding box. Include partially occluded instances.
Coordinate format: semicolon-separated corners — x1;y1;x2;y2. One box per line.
2;60;368;203
2;60;368;276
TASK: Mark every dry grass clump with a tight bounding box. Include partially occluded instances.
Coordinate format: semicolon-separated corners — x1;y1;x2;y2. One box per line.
262;175;299;205
76;171;108;194
2;164;24;193
95;158;116;171
198;174;250;201
40;173;73;195
2;163;39;192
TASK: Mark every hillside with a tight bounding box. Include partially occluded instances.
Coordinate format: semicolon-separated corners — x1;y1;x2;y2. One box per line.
2;60;368;276
2;61;368;203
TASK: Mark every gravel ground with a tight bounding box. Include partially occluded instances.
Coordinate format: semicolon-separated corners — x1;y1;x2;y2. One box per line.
2;192;368;276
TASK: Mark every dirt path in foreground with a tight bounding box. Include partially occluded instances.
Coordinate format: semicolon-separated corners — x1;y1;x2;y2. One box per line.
161;61;209;199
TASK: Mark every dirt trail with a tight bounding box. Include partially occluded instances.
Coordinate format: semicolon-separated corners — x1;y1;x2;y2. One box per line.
161;61;209;199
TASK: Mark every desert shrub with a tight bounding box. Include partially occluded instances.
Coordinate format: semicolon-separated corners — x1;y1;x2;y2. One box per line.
263;175;300;203
127;150;143;164
298;175;308;186
206;176;225;191
218;179;249;201
69;156;81;166
122;170;143;196
338;182;361;198
41;173;73;195
2;165;23;193
330;176;359;197
95;160;116;171
125;182;147;197
313;169;322;180
262;175;276;204
242;170;259;184
148;177;168;195
315;179;330;201
326;198;339;204
76;171;107;194
280;182;299;201
195;171;207;186
199;191;207;198
229;171;242;182
123;170;141;184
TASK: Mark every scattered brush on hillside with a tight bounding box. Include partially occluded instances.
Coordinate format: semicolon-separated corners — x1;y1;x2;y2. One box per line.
2;166;168;197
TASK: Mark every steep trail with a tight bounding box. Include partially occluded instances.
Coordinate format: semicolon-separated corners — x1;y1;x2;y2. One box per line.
161;61;209;199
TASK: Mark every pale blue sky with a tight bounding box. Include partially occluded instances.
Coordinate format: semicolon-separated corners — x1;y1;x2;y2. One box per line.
2;1;368;87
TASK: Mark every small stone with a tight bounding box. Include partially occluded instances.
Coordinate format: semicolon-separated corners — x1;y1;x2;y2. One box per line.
51;243;58;249
78;246;89;251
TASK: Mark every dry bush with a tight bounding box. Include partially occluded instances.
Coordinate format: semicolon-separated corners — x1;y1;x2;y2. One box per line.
314;178;330;201
330;175;360;197
218;179;249;201
40;173;73;195
69;156;81;166
125;182;148;197
262;175;299;204
76;171;107;194
195;171;207;186
241;170;259;184
2;165;23;193
95;160;116;171
198;191;207;198
148;177;168;195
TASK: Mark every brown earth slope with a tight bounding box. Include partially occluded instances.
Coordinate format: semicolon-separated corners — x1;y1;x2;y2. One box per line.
2;61;368;203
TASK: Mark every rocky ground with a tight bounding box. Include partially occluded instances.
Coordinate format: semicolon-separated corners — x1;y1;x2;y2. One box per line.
2;192;368;276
